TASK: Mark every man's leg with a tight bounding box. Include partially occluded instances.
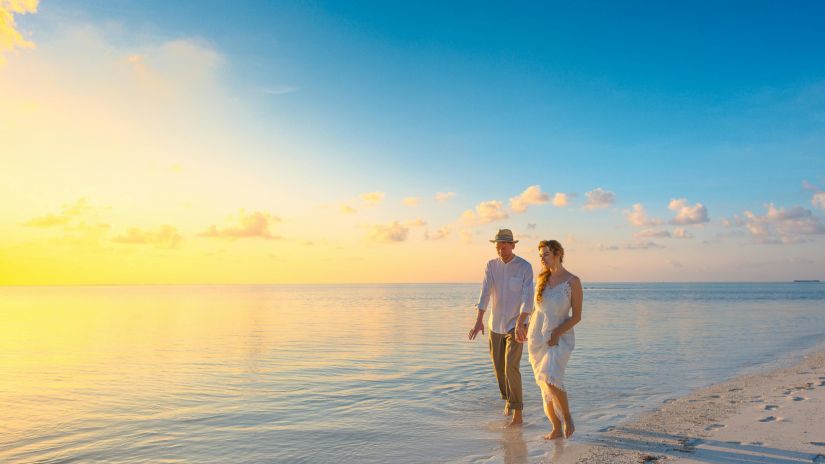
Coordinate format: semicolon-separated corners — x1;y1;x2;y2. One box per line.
504;329;524;425
489;331;508;406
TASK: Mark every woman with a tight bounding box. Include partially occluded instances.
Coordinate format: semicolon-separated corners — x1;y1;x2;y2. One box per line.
526;240;582;439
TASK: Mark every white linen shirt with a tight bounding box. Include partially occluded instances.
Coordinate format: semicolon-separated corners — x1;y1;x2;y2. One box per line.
475;255;535;334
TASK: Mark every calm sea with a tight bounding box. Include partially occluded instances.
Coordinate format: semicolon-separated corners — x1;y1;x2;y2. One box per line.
1;283;824;463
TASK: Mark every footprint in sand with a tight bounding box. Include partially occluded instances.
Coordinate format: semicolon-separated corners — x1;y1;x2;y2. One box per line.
747;441;764;446
759;416;780;423
705;423;725;431
764;404;779;411
708;394;721;399
819;380;825;387
791;396;807;402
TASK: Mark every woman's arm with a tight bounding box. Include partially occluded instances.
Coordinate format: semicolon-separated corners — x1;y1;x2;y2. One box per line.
548;277;583;346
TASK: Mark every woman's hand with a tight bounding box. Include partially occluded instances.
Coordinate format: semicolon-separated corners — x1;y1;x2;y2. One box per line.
547;329;560;346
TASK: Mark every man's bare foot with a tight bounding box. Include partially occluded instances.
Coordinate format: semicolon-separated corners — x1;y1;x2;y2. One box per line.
563;419;575;438
543;429;563;440
506;410;523;427
503;405;511;416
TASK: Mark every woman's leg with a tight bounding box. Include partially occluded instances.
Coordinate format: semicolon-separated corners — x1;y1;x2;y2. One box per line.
546;383;574;438
541;384;563;439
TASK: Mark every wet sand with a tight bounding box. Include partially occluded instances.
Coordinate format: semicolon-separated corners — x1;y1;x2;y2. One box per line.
556;350;825;463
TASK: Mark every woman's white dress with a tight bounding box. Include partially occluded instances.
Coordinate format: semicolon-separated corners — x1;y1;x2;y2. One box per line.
527;277;575;399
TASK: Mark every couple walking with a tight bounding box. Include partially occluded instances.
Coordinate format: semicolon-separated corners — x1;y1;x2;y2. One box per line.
467;229;582;440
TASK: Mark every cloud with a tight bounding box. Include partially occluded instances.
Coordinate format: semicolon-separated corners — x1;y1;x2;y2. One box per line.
673;228;693;239
404;218;427;227
668;198;709;225
460;200;508;226
552;193;570;207
0;0;38;65
584;188;615;210
625;203;663;227
199;210;281;239
460;230;473;244
634;229;671;238
434;192;455;203
509;185;550;213
24;213;71;227
403;196;421;206
425;226;450;240
367;221;409;243
526;223;537;230
813;192;825;210
730;203;825;244
340;205;357;214
112;224;182;249
23;197;95;227
360;191;384;205
802;180;818;192
667;259;684;268
600;241;664;251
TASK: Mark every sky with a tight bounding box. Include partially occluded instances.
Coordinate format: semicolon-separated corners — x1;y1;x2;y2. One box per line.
1;0;824;284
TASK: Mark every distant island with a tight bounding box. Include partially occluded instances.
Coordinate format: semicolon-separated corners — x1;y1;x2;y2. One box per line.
793;279;821;282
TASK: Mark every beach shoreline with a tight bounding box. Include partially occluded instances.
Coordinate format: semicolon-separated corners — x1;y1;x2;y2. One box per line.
553;348;825;463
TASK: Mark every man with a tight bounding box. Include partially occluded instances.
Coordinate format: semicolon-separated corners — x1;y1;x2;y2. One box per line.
468;228;534;427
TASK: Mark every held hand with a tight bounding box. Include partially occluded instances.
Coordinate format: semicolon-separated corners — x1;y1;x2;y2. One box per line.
515;323;527;343
468;319;485;340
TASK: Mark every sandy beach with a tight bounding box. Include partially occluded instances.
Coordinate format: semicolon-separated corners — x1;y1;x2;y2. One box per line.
556;350;825;463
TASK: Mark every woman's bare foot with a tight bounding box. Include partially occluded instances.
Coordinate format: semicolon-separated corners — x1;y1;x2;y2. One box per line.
503;404;511;416
563;419;575;438
543;428;563;440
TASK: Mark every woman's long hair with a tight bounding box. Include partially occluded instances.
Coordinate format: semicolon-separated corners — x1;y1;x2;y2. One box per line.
536;240;564;304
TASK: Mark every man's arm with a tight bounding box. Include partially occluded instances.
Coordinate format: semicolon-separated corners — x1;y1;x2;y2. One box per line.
468;262;492;340
515;263;534;342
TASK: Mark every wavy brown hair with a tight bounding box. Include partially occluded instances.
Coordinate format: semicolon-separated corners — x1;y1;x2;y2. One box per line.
536;240;564;304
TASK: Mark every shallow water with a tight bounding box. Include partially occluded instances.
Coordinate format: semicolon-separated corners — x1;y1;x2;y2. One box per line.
1;283;824;463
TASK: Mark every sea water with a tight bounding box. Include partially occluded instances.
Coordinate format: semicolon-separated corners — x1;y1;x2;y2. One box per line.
1;283;824;463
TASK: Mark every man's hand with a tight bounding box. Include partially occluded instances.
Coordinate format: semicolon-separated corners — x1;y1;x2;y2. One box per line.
468;319;485;340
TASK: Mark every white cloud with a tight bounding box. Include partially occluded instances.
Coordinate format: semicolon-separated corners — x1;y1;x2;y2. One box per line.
732;203;825;244
404;218;427;227
599;241;664;251
552;193;570;207
812;192;825;210
667;259;684;268
460;200;508;226
625;203;662;227
634;229;671;238
112;224;182;249
584;188;615;210
425;226;450;240
199;210;281;240
367;221;409;243
435;191;456;203
403;196;421;206
360;191;385;205
509;185;550;213
673;228;693;239
668;198;709;225
0;0;38;65
340;205;357;214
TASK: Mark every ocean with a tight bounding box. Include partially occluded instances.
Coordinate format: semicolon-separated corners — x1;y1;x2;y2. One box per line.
1;282;824;463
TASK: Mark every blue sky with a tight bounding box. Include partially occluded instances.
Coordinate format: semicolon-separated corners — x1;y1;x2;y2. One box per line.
4;1;825;282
